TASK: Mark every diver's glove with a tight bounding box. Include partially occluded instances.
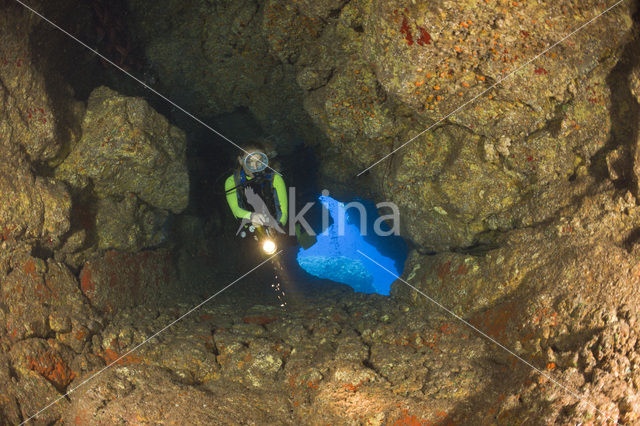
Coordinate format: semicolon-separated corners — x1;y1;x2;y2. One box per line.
250;212;268;226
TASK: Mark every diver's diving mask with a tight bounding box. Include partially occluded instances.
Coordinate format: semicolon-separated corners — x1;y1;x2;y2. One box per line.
243;151;269;173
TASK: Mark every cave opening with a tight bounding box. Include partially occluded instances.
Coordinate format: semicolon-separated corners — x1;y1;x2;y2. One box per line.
296;194;408;296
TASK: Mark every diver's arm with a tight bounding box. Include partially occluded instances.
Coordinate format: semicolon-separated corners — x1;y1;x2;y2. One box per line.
273;173;288;226
225;175;252;220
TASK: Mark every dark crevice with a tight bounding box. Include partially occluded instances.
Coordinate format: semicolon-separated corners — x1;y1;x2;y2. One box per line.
328;9;342;19
7;361;19;382
14;396;24;424
304;67;335;93
450;242;501;256
589;9;640;190
624;227;640;252
414;245;438;256
546;100;571;139
31;244;54;261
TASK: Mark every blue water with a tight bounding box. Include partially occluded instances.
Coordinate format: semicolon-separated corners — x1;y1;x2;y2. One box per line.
296;195;407;295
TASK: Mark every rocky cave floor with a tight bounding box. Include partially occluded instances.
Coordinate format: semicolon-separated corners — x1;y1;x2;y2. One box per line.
5;182;640;425
5;233;640;426
18;256;523;426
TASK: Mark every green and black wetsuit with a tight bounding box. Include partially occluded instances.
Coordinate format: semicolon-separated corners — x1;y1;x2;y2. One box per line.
225;169;288;227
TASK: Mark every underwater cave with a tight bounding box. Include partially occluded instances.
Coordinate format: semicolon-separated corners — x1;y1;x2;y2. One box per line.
296;194;407;295
2;0;640;424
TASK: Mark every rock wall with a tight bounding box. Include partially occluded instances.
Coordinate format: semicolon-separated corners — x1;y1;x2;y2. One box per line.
0;1;192;422
126;0;636;251
55;85;189;252
57;86;189;213
126;0;323;150
0;2;77;251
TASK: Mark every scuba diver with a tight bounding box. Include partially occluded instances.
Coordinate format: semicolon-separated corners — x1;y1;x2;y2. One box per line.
224;143;288;254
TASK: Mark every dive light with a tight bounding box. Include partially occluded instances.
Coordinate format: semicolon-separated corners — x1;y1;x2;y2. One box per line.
262;239;277;255
256;225;277;255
